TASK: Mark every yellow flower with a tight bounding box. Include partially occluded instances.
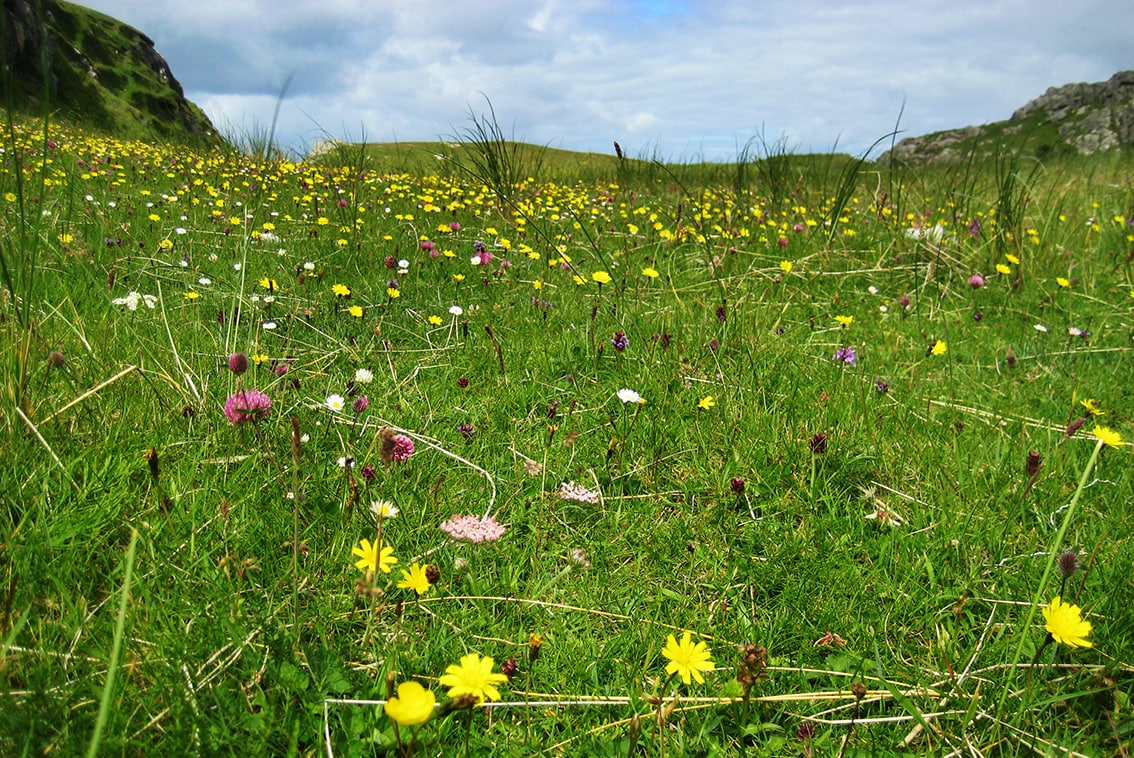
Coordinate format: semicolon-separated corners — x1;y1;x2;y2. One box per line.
383;681;435;726
332;283;351;297
396;563;433;595
572;275;586;286
259;277;278;291
642;267;660;279
387;287;400;299
931;340;947;356
58;233;74;244
1006;254;1020;265
532;279;543;290
3;192;15;202
996;264;1011;275
592;271;612;285
352;538;397;574
250;353;269;366
697;395;715;410
1056;277;1071;288
348;305;364;318
834;315;854;328
428;315;443;325
438;653;508;704
1042;596;1092;648
183;291;200;300
1092;425;1123;449
453;274;465;283
661;631;714;685
1079;398;1104;416
779;260;793;273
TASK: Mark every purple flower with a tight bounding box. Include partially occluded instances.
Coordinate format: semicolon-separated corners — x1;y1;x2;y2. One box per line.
833;346;857;365
223;389;271;424
457;423;475;438
730;477;745;495
439;513;507;543
874;377;890;394
352;395;369;413
228;352;249;375
611;332;629;351
391;434;414;462
968;274;985;289
809;432;828;454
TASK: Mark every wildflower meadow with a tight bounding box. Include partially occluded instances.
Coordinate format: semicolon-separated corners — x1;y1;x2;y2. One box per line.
1;110;1132;756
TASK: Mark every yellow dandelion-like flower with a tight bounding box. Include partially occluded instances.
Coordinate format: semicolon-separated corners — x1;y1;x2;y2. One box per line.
332;283;351;297
1056;277;1071;288
1042;596;1092;648
383;681;435;726
428;315;443;326
642;267;660;278
1092;425;1123;449
834;315;854;328
697;395;716;410
592;271;612;285
1079;398;1104;416
661;631;714;685
931;340;947;356
438;653;508;704
779;260;793;273
996;264;1012;275
347;305;364;318
352;538;397;574
396;563;433;595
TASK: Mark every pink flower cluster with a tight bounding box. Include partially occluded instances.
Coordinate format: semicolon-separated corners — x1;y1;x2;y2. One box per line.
439;514;507;543
223;389;271;424
557;481;600;504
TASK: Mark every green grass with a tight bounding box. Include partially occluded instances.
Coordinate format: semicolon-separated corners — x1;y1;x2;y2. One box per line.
1;110;1132;757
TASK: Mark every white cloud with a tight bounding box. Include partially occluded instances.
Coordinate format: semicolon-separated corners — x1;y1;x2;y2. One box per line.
80;0;1134;159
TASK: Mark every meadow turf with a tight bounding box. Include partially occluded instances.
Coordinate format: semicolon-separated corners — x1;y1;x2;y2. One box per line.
1;112;1132;756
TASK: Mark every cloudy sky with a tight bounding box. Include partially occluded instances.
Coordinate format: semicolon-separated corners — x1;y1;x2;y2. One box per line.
79;0;1133;160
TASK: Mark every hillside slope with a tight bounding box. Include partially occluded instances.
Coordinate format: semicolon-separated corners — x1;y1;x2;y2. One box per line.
1;0;220;145
881;70;1134;164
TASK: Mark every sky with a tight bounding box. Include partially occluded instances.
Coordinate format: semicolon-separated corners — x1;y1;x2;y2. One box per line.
77;0;1134;161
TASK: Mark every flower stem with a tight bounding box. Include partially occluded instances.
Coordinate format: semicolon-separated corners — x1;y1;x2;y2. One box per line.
995;439;1103;719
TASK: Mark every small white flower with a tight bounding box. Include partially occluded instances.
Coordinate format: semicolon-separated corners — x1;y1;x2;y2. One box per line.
1034;324;1048;333
868;285;878;295
303;261;315;271
141;294;158;309
448;305;463;316
470;255;482;266
336;456;353;468
300;434;310;443
616;388;641;404
370;500;399;519
354;368;374;384
326;394;346;412
262;321;277;330
179;259;189;267
198;277;211;285
397;259;409;269
175;227;187;235
263;295;275;304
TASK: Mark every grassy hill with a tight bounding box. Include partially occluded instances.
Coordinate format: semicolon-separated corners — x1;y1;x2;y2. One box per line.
1;0;221;146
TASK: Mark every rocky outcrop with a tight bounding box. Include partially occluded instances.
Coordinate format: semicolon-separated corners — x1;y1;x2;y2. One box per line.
879;71;1134;164
1;0;221;145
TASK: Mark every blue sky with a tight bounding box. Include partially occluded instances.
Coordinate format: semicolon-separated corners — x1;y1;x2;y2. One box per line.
79;0;1134;159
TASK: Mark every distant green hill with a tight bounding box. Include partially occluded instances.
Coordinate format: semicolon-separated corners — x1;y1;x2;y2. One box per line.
1;0;221;146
